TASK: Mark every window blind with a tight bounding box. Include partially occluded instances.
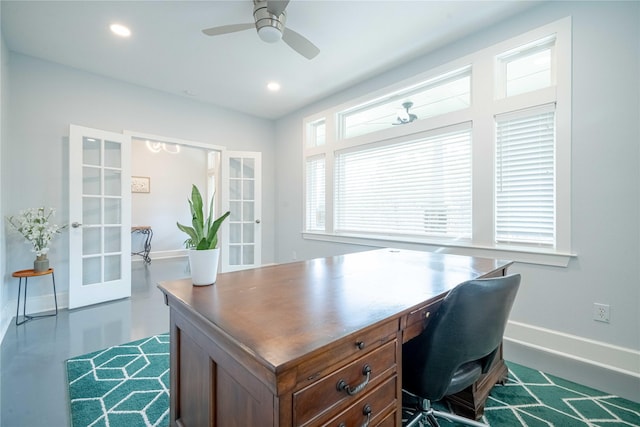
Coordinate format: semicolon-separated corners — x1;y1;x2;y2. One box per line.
496;105;555;246
335;127;472;239
305;156;325;230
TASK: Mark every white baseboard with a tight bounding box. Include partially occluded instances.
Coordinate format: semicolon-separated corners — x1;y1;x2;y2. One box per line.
505;320;640;378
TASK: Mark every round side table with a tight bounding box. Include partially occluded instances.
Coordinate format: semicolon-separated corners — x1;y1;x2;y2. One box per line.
12;268;58;326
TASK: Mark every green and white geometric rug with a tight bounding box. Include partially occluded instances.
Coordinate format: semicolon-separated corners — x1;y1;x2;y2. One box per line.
431;363;640;427
66;334;170;427
66;334;640;427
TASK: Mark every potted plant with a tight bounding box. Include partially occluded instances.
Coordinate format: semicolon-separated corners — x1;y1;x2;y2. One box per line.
6;207;66;272
177;185;230;285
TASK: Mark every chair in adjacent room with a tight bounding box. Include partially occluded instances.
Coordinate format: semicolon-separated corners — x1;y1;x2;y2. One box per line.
402;274;521;427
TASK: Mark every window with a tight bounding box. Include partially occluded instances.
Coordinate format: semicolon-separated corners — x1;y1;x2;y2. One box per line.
338;67;471;139
496;105;555;246
335;126;472;239
497;36;555;98
305;156;325;231
303;18;571;265
307;119;326;147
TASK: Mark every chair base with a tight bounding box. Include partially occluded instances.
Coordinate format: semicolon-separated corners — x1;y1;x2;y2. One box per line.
403;390;489;427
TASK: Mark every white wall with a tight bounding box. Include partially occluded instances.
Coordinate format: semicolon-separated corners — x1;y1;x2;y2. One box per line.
274;1;640;400
0;12;7;421
2;53;276;312
131;141;208;258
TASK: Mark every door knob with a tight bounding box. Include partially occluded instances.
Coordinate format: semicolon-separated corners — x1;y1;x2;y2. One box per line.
255;219;261;224
71;222;83;228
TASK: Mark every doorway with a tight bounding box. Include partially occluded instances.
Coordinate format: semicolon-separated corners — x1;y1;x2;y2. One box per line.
130;135;223;261
128;131;263;272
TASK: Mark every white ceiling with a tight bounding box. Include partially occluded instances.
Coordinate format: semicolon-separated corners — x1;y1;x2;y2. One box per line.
1;0;540;119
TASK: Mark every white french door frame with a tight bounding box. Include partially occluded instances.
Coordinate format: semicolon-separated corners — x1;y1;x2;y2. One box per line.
68;125;132;309
221;151;262;272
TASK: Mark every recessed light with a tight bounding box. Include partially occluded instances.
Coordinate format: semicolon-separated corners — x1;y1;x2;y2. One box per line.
110;23;131;38
267;82;281;92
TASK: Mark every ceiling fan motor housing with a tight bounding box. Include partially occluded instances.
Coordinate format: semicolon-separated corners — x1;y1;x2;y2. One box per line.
254;0;286;43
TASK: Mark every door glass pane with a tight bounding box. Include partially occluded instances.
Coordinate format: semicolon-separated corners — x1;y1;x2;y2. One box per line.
230;223;241;244
230;158;241;178
242;245;254;265
230;179;241;199
229;201;241;221
83;197;101;225
230;246;241;265
104;255;121;281
243;158;255;179
242;202;254;221
83;227;101;255
243;180;254;200
83;257;101;285
104;141;121;168
243;224;254;243
104;170;121;196
83;167;101;195
104;226;121;253
83;137;101;166
104;198;121;224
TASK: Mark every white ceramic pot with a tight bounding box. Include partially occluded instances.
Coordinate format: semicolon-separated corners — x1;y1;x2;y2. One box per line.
188;248;220;286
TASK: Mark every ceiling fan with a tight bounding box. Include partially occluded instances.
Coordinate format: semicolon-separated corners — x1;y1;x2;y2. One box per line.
202;0;320;60
393;101;418;125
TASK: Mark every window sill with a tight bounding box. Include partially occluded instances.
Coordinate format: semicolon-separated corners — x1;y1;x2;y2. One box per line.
301;232;575;267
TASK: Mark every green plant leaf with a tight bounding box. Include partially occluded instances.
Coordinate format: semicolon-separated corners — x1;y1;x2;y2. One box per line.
176;185;230;250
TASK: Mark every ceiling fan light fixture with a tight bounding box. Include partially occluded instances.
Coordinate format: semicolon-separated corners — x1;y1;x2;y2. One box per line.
257;25;282;43
393;101;418;125
396;107;410;123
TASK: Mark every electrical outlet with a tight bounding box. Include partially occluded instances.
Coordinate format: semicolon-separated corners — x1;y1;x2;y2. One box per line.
292;251;297;260
593;303;610;323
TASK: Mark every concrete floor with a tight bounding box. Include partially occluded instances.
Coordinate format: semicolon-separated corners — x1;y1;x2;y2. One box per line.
0;257;190;427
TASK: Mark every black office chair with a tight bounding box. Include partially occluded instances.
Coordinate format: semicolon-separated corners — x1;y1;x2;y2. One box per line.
402;274;521;427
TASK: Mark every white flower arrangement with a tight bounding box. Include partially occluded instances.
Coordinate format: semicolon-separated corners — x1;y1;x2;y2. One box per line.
6;207;66;257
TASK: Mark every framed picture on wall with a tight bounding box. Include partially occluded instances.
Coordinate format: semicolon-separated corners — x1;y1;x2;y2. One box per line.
132;176;150;193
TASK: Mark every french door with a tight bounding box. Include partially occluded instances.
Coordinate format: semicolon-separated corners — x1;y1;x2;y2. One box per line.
68;125;131;309
221;151;262;272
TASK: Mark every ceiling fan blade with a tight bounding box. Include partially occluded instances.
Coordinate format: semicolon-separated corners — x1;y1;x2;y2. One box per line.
202;23;254;36
282;28;319;60
267;0;290;17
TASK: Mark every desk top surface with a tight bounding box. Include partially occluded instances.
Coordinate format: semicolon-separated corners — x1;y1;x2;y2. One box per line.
158;248;511;372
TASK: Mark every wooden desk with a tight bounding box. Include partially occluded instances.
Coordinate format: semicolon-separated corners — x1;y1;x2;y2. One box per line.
158;248;512;427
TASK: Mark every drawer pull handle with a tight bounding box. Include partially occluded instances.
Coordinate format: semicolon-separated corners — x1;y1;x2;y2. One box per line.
336;364;372;396
336;404;372;427
356;341;365;350
361;404;372;427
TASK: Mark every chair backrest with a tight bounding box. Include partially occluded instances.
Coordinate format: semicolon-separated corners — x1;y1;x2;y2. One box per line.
402;274;521;401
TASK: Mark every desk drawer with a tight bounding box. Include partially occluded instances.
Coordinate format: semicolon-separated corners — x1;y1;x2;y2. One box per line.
403;300;442;343
323;376;397;427
293;340;397;427
296;319;399;386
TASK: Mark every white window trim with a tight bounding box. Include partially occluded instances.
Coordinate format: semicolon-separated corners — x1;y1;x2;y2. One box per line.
302;17;574;267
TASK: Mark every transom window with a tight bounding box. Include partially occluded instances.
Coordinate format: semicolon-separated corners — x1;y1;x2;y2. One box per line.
339;67;471;139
